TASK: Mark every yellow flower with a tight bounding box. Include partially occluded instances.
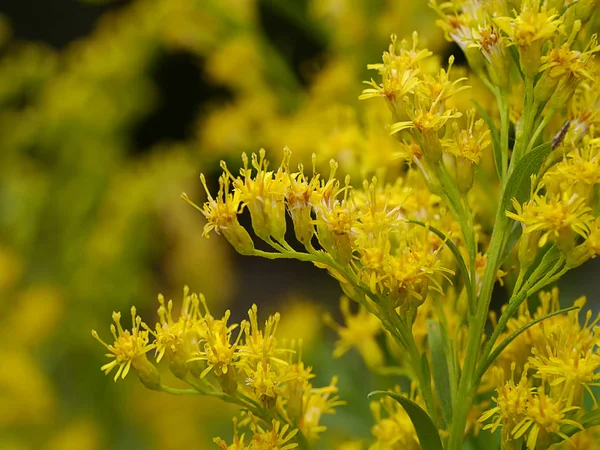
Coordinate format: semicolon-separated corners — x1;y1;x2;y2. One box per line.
182;173;255;255
250;420;299;450
495;2;563;76
215;418;299;450
512;386;581;449
536;35;600;103
369;384;421;450
528;300;600;395
193;306;242;380
91;306;156;382
480;364;532;436
244;362;295;408
237;304;287;366
444;109;491;164
324;296;383;368
300;377;345;442
150;287;201;364
229;149;289;242
506;185;593;250
359;33;430;102
584;217;600;258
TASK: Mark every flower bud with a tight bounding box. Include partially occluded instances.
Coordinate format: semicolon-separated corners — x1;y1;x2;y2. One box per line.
133;354;161;391
267;198;287;243
455;156;474;193
464;47;487;76
217;366;238;396
285;379;305;423
169;352;189;380
566;243;591;268
223;222;255;255
422;130;442;164
557;227;575;254
290;206;314;246
534;71;559;104
520;44;542;78
518;230;541;270
333;234;353;266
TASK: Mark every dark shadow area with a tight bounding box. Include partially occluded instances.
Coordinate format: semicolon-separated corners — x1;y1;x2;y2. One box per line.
1;0;129;49
258;0;326;86
132;51;232;152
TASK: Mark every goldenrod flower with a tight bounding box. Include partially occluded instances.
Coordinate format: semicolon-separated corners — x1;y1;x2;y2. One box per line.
359;33;430;103
369;384;421;450
470;24;511;87
92;307;156;382
536;35;600;103
480;364;532;436
183;173;255;255
193;306;242;380
244;362;295;409
529;302;600;395
512;386;581;449
584;217;600;258
250;420;299;450
444;109;491;192
495;2;563;76
237;304;287;367
324;296;383;368
301;377;345;441
229;149;289;242
507;185;593;250
215;419;299;450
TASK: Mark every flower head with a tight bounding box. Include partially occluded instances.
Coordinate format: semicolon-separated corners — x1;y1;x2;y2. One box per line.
92;306;155;382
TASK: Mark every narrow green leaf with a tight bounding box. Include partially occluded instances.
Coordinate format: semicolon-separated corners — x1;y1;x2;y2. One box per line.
427;320;453;425
407;220;473;305
500;221;522;265
496;142;552;260
368;390;444;450
503;142;552;211
473;99;502;180
421;351;432;388
477;305;579;380
557;408;600;441
508;45;524;79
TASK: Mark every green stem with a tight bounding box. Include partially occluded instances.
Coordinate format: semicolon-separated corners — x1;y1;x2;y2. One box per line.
496;88;510;179
526;108;556;154
158;385;203;396
511;77;537;168
388;310;437;421
447;188;511;449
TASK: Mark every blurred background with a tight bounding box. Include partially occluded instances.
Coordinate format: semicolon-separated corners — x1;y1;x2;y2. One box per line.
0;0;598;449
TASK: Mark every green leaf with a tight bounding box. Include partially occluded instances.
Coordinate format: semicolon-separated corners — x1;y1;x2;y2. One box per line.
427;320;453;425
407;220;473;306
476;305;579;380
508;45;524;79
500;221;522;265
473;99;502;180
368;390;444;450
504;142;552;211
558;408;600;441
496;142;552;259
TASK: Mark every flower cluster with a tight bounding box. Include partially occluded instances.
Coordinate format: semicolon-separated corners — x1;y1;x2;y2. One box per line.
184;148;459;319
92;288;343;447
92;1;600;449
481;289;600;449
